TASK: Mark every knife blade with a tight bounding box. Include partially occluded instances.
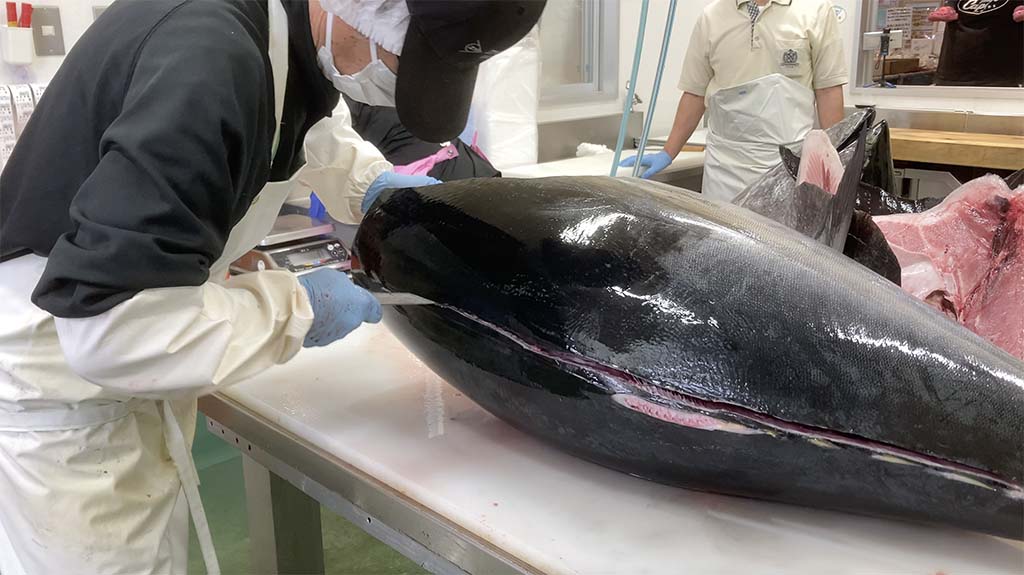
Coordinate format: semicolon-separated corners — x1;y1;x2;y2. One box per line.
371;291;436;306
349;266;435;306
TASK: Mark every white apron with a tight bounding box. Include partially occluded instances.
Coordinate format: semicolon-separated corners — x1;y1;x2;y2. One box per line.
0;2;294;574
702;73;815;202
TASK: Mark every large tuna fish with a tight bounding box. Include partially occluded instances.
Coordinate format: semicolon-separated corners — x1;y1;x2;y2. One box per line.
353;154;1024;540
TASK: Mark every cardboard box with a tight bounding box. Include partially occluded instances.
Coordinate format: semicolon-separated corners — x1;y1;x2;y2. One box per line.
873;57;920;77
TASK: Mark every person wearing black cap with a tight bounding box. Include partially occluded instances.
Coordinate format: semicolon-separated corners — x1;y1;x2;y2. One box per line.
0;1;544;573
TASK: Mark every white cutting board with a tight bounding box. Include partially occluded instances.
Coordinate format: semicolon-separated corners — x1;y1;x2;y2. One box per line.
501;150;704;179
225;323;1024;575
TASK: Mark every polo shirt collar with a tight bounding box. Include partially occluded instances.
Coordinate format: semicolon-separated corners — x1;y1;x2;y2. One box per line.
736;0;793;8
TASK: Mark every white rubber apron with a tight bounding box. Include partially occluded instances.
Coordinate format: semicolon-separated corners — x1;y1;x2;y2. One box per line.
0;2;292;574
702;73;815;202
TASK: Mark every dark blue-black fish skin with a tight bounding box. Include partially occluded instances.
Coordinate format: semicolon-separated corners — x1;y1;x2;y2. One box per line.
353;175;1024;539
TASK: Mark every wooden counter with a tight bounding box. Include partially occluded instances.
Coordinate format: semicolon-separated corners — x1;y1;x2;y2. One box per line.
890;129;1024;171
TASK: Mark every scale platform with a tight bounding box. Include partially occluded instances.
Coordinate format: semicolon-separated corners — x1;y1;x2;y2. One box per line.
231;214;350;276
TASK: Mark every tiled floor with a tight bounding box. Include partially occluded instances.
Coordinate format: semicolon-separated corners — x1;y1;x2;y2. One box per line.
189;415;428;575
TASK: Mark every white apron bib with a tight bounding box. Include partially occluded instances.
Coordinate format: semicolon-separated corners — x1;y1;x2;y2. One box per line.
0;2;293;574
702;73;815;202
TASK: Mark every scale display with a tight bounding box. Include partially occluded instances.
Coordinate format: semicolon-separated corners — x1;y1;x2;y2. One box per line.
287;247;332;267
232;237;349;276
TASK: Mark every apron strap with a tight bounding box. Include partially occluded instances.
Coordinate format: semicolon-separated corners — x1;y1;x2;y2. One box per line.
0;400;140;432
160;400;221;575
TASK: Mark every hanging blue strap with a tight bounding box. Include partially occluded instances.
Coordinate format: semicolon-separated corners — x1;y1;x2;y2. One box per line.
633;0;679;177
610;0;650;176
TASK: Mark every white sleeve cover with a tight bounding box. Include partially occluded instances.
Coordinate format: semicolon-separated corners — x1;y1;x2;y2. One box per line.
53;270;313;398
298;103;392;224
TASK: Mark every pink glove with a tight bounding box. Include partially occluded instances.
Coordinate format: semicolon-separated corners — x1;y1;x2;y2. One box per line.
928;5;959;22
1013;5;1024;23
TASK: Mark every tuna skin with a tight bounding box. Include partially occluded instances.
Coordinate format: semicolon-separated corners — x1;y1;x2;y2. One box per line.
354;175;1024;539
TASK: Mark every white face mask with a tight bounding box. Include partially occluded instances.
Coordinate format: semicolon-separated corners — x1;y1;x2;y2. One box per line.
317;15;397;107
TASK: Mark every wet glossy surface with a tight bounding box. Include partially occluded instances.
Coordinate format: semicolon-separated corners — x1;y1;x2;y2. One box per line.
354;175;1024;538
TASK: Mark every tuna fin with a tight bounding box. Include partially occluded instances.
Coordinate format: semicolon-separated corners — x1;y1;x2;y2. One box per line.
823;128;866;252
779;145;801;180
796;130;844;195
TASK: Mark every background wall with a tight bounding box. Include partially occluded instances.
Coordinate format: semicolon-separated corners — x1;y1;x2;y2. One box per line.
538;0;714;135
2;1;1020;143
540;0;1023;139
0;1;110;85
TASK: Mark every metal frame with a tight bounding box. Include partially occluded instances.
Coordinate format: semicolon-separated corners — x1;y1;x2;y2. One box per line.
199;394;535;575
894;167;961;199
541;0;620;105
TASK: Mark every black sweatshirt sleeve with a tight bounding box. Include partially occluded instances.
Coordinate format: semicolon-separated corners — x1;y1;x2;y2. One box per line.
32;4;274;318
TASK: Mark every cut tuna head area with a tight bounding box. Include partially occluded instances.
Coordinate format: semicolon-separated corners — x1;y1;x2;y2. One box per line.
875;175;1024;359
961;193;1024;359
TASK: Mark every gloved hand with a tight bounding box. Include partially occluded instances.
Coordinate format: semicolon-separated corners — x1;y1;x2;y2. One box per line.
619;150;673;179
308;192;327;220
362;172;442;214
928;5;958;22
297;268;382;348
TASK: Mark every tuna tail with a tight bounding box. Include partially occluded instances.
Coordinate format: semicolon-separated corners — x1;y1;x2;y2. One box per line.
1005;168;1024;190
796;130;844;195
862;120;897;195
843;209;902;284
779;145;801;180
823;129;867;252
830;107;875;150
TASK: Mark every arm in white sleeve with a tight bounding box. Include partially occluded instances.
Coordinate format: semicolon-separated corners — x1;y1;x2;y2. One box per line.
298;102;392;224
54;271;313;399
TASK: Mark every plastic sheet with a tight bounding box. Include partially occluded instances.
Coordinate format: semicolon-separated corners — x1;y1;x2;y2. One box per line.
460;28;539;170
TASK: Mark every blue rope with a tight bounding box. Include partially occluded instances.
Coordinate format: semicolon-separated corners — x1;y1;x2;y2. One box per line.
610;0;650;176
633;0;679;177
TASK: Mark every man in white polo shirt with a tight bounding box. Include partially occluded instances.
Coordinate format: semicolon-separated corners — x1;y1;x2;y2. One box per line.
622;0;848;201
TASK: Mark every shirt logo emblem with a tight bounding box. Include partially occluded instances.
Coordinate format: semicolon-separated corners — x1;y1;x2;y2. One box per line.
781;48;799;67
958;0;1008;14
460;41;483;54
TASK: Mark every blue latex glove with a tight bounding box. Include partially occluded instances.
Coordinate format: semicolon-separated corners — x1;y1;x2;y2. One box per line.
308;192;326;220
619;150;673;179
362;172;442;214
297;268;382;348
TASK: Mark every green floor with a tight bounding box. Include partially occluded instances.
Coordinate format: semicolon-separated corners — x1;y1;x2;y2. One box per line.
188;414;429;575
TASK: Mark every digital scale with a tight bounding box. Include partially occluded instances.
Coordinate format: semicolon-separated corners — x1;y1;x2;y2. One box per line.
231;214;350;276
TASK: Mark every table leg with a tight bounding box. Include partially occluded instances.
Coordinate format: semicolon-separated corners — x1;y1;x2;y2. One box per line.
243;455;326;575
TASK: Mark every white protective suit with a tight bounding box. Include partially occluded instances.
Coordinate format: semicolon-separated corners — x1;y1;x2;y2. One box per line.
0;1;389;573
701;73;815;202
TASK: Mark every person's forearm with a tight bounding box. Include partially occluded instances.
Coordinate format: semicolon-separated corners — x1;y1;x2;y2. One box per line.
814;85;845;129
54;272;313;398
663;92;707;158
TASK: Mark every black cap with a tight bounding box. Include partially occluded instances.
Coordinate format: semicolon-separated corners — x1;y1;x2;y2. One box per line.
397;0;546;143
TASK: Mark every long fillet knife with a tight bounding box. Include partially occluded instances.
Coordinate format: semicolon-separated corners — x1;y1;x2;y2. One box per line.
349;255;435;306
370;291;435;306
